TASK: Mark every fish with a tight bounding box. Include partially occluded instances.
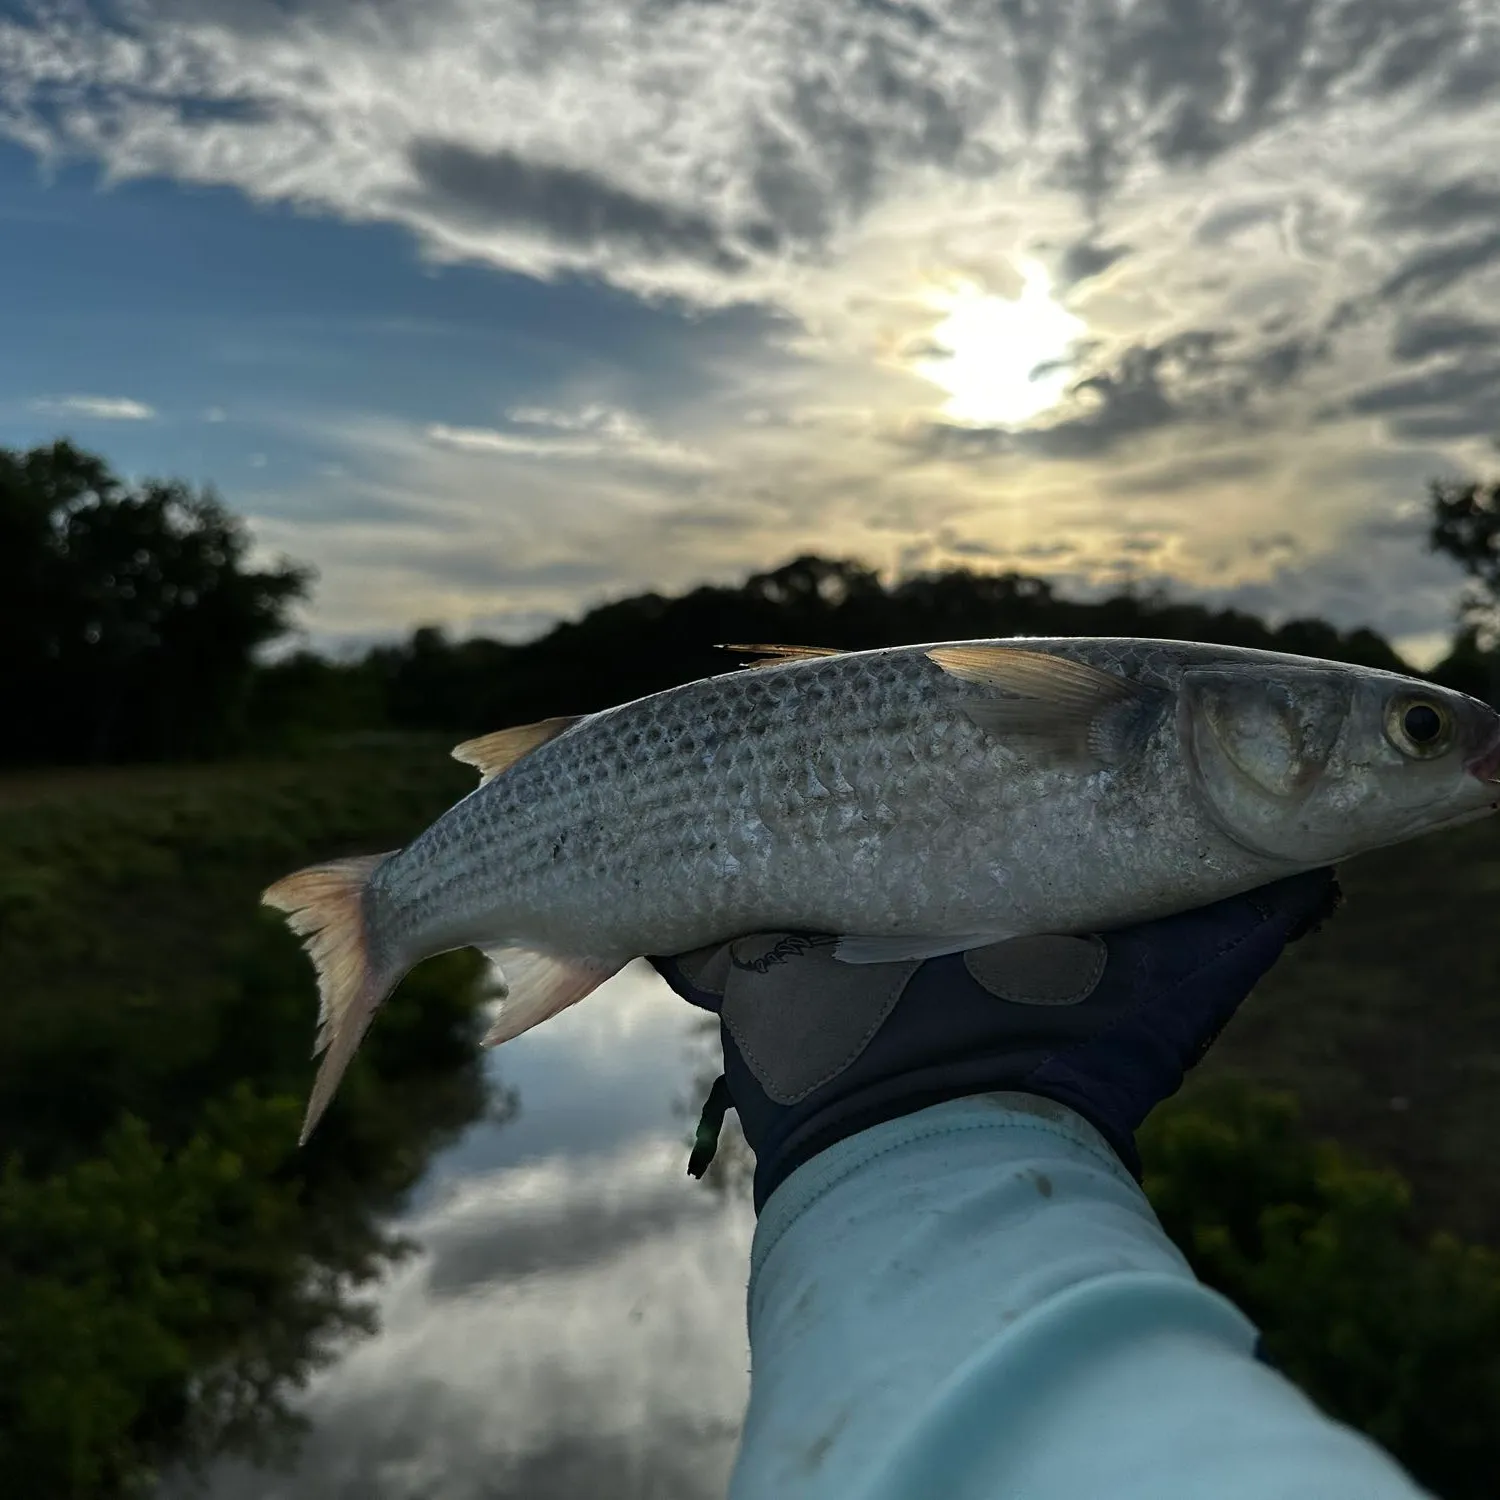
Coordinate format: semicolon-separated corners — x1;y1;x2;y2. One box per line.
263;637;1500;1142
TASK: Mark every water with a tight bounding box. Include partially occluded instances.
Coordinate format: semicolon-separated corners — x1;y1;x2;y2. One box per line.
180;964;754;1500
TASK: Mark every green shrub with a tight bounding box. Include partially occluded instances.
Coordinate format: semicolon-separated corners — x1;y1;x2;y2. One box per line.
0;1093;316;1498
1143;1081;1500;1499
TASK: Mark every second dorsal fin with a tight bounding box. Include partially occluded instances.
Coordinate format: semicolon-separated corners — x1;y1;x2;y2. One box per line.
451;714;582;783
719;643;845;668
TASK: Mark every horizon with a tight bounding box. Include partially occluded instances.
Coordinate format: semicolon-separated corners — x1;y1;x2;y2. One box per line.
5;1;1500;671
255;549;1433;674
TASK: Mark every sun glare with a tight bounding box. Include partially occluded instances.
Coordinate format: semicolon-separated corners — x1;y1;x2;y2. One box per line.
914;263;1085;425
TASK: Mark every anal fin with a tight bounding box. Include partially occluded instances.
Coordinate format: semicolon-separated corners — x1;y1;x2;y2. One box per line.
480;945;622;1045
833;931;1015;964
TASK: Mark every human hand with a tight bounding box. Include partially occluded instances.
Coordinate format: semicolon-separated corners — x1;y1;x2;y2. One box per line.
651;870;1340;1211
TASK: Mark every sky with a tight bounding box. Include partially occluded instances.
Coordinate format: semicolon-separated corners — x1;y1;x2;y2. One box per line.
4;0;1500;663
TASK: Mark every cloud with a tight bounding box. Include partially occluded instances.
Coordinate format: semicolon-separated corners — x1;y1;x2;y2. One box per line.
1375;173;1500;235
1348;362;1500;417
1204;527;1464;647
393;545;622;594
1379;230;1500;302
423;424;603;458
0;0;1487;306
902;327;1329;464
27;393;155;420
238;405;803;637
405;138;747;273
422;1163;718;1296
1341;358;1500;441
1057;239;1129;286
1024;338;1212;458
1384;407;1500;444
506;404;637;431
1106;449;1272;497
423;405;715;470
1390;314;1500;364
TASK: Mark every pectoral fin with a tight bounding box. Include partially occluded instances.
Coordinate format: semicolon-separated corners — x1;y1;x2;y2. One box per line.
927;644;1158;770
833;931;1015;964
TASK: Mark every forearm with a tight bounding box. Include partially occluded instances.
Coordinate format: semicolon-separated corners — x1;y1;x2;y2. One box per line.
733;1094;1430;1500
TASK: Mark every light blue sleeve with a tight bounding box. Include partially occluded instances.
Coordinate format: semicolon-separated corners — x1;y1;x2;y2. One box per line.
731;1092;1431;1500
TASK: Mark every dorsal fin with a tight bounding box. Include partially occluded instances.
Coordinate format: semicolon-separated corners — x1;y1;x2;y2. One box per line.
926;645;1137;702
451;715;581;783
926;644;1155;770
719;643;845;668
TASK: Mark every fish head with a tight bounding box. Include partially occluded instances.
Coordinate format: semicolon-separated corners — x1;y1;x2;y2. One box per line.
1180;663;1500;864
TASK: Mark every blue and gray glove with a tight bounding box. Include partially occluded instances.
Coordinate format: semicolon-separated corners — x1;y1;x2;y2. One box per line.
651;869;1341;1211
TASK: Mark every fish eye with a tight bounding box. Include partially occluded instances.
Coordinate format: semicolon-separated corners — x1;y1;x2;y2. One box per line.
1384;695;1454;759
1404;703;1443;743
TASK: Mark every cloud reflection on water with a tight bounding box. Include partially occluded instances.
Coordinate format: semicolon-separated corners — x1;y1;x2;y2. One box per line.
180;965;752;1500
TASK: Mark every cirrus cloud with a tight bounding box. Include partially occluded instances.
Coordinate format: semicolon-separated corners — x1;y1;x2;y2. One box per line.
424;404;716;470
27;393;156;420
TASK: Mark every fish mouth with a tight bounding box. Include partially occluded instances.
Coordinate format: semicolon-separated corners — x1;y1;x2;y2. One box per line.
1464;732;1500;783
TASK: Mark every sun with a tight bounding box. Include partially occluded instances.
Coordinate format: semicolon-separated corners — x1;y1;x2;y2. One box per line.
913;262;1085;425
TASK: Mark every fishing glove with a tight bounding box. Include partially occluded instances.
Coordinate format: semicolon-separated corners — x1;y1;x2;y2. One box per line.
650;868;1340;1212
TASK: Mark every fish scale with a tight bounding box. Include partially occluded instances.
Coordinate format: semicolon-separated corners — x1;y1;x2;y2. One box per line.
263;636;1500;1142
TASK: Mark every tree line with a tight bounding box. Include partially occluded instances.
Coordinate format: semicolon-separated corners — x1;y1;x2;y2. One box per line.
8;437;1500;764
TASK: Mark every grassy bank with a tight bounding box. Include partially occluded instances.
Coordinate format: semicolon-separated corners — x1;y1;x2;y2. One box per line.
0;741;490;1498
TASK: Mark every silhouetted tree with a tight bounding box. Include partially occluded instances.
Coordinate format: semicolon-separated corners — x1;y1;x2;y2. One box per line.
360;554;1415;739
1427;475;1500;703
1;441;311;764
368;625;518;731
1430;475;1500;624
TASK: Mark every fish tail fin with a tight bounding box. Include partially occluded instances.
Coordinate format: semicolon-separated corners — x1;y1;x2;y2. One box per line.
261;852;400;1144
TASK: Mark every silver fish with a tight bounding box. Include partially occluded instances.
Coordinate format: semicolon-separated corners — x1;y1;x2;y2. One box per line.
264;637;1500;1141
